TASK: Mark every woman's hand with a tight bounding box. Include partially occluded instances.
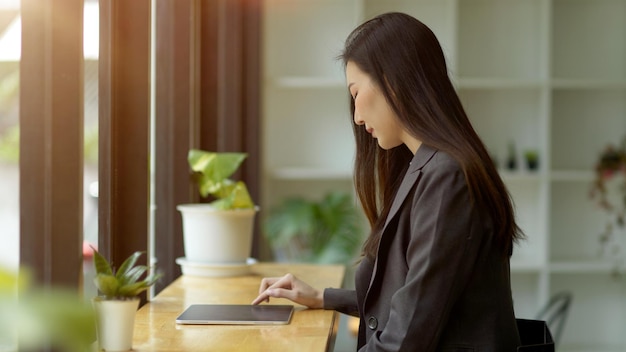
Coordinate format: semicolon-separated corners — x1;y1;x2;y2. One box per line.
251;273;324;308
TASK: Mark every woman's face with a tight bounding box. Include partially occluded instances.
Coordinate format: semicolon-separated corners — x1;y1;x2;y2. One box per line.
346;61;407;151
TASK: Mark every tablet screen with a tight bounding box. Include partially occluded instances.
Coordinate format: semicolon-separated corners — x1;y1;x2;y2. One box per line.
175;304;294;325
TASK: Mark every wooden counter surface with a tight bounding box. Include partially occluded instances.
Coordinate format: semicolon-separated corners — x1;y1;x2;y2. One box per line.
132;263;346;352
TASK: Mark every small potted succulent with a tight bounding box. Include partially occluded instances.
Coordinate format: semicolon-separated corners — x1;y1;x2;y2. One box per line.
91;247;161;352
176;150;258;272
506;141;518;170
524;149;540;171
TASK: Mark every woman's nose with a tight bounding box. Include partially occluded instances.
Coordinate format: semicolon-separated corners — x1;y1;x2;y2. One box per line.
354;112;364;125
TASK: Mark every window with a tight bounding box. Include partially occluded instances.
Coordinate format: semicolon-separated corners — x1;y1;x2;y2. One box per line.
17;0;261;297
0;0;19;274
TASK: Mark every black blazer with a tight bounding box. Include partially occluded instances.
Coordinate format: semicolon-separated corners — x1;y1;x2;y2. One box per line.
325;145;520;351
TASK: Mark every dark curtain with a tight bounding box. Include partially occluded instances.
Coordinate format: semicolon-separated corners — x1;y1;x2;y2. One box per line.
153;0;261;293
98;0;152;304
19;0;84;289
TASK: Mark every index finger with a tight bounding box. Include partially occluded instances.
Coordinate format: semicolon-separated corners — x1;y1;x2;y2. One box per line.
258;277;280;295
251;291;270;305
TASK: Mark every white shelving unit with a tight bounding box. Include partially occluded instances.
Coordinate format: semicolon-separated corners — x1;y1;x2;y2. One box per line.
262;1;626;351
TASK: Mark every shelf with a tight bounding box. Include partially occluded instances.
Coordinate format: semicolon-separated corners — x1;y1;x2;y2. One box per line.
549;260;624;274
558;346;626;352
270;167;352;181
551;79;626;90
270;76;345;89
457;77;545;89
549;170;595;182
499;170;543;182
510;260;544;273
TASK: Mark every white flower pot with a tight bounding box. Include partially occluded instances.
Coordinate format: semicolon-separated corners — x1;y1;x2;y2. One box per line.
177;204;258;264
92;297;139;352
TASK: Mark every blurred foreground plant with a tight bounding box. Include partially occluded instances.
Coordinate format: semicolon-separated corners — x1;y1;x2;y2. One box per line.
0;267;96;352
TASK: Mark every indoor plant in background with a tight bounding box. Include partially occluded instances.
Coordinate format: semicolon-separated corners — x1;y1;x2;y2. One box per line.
176;150;258;276
263;191;363;264
92;248;161;352
589;136;626;268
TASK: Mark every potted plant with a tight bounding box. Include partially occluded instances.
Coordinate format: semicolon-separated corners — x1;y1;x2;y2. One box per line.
91;247;161;352
263;192;363;264
506;141;517;170
589;137;626;264
524;149;539;171
176;150;258;273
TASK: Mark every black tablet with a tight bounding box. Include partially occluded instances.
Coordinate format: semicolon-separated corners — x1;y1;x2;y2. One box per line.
175;304;294;325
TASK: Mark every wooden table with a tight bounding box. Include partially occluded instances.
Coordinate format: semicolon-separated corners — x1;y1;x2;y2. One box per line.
132;263;346;352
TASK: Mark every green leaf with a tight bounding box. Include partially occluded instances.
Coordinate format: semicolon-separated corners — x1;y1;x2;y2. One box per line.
91;246;113;276
229;181;254;209
94;274;119;298
122;265;148;286
143;272;162;287
212;178;236;199
187;150;254;209
90;247;161;299
115;251;144;281
210;181;254;210
117;281;149;297
188;150;247;184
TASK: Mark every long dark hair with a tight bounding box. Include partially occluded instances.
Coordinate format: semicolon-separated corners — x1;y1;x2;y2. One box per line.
341;12;523;259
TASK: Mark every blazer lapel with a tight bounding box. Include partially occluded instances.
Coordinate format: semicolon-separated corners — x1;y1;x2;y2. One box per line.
383;164;421;229
381;144;437;242
363;145;438;307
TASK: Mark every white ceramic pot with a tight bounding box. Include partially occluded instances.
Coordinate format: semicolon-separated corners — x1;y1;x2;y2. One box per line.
92;297;139;352
177;204;258;264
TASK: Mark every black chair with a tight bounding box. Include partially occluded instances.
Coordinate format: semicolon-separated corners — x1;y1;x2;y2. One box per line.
517;319;554;352
534;291;573;346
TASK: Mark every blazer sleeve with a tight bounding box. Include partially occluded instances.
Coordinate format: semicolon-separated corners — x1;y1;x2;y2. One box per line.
324;288;359;317
362;157;488;352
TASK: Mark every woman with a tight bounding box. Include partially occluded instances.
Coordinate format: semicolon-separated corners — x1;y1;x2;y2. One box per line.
253;12;523;351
